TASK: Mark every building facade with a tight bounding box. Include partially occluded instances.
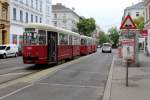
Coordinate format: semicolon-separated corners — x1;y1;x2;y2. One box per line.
52;3;80;32
144;0;150;54
9;0;52;45
123;2;145;51
0;0;10;44
123;2;144;19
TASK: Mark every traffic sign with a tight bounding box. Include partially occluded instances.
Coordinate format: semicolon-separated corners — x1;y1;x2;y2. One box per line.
140;29;148;37
120;15;136;29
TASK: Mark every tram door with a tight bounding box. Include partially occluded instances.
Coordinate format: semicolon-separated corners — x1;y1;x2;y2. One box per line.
47;31;57;63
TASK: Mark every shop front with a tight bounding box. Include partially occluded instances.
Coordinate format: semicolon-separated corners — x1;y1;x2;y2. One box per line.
0;0;10;44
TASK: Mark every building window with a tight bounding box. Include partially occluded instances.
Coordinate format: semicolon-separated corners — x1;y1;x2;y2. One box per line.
136;12;139;17
19;0;23;3
19;35;23;45
54;14;57;18
26;0;28;5
47;6;50;14
31;0;33;8
13;8;17;20
12;34;17;44
36;0;38;10
54;21;57;26
26;12;28;23
63;13;66;18
20;10;23;22
40;17;42;23
2;5;7;20
35;16;38;22
63;19;67;24
31;14;33;22
40;0;42;12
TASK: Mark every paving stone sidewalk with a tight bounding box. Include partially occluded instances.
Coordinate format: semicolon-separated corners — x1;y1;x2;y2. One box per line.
110;53;150;100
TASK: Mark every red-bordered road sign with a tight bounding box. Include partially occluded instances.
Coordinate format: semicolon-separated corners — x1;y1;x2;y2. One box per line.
140;29;148;37
120;15;136;29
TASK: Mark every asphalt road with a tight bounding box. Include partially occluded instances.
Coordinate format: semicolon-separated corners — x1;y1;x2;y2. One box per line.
0;49;114;100
0;56;39;85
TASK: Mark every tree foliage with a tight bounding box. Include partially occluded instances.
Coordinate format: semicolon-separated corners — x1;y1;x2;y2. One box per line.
77;18;96;36
108;27;119;46
99;32;110;45
133;16;144;30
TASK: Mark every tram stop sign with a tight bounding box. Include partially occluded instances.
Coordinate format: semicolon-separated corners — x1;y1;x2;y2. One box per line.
120;15;136;30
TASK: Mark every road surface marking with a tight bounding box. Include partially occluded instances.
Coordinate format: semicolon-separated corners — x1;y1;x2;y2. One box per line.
0;84;33;100
0;72;32;76
102;56;115;100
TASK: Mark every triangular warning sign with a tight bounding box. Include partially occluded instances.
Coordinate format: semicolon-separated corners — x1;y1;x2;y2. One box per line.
120;15;136;29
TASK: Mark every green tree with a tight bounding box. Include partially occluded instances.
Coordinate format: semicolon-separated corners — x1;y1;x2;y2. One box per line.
133;16;144;30
77;18;96;36
108;27;119;47
99;32;110;45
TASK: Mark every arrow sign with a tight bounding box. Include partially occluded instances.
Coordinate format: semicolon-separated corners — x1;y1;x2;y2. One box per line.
120;15;136;29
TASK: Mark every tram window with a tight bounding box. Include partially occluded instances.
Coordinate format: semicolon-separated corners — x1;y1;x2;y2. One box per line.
23;32;38;45
38;30;46;45
59;33;68;45
73;36;78;45
69;35;72;45
81;39;86;45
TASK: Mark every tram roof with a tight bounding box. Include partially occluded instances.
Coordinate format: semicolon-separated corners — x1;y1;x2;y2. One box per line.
24;23;80;36
80;35;88;39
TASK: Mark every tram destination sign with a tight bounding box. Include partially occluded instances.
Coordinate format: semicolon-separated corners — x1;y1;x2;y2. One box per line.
0;24;5;29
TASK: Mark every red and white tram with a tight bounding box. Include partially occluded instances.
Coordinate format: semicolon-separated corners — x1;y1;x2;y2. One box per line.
22;23;80;64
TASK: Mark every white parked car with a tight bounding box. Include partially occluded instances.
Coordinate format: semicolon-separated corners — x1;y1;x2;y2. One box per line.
102;43;112;53
0;44;18;59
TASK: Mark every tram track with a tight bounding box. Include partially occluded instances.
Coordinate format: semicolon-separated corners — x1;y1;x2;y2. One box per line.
0;57;22;64
0;64;44;86
0;67;41;85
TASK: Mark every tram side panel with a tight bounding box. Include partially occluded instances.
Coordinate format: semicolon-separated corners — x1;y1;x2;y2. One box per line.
80;45;88;55
57;45;72;60
80;36;88;55
72;36;80;57
57;33;73;61
23;45;47;64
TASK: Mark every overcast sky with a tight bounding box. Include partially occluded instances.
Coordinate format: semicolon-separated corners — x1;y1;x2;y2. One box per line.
52;0;142;32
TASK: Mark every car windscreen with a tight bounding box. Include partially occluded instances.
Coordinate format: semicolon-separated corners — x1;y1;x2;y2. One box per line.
0;46;6;50
103;44;111;47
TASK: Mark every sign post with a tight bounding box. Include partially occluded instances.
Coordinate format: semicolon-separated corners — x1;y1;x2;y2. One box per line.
120;15;137;87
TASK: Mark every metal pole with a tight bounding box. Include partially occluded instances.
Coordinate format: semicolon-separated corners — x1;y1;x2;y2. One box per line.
126;28;129;87
126;60;129;86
